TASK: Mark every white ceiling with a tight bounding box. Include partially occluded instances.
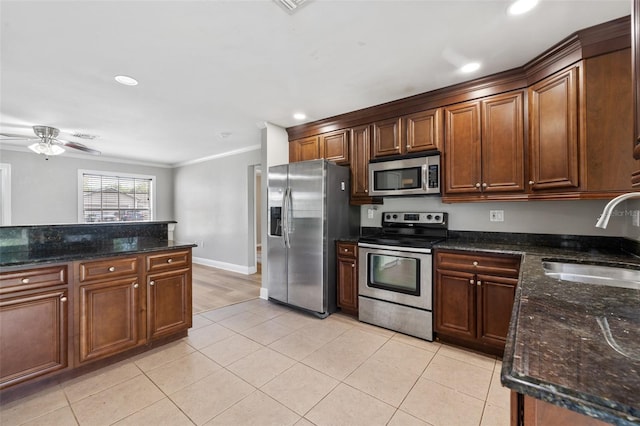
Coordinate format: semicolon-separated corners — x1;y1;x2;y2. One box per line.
0;0;630;166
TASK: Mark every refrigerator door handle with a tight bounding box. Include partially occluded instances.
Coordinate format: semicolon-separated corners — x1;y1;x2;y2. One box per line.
283;187;291;248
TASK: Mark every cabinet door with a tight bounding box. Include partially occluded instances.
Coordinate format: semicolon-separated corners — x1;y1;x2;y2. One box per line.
350;125;372;200
444;101;482;194
0;289;68;389
77;277;141;363
405;108;442;153
337;256;358;315
435;269;476;339
147;268;192;340
372;117;402;158
477;274;517;349
290;136;320;162
528;65;581;190
633;0;640;177
481;91;525;192
321;130;349;165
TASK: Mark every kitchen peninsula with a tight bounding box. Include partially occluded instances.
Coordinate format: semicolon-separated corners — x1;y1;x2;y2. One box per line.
0;221;195;396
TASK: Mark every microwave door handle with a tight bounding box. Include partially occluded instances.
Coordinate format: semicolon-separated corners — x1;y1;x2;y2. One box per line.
422;164;428;191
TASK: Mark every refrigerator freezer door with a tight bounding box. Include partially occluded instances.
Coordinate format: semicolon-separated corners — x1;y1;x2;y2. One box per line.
267;164;288;304
287;160;326;313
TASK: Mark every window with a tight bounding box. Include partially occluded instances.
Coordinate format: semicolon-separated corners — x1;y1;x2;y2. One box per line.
78;170;155;222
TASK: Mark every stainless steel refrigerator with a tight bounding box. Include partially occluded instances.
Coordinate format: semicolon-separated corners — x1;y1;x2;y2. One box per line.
267;159;354;317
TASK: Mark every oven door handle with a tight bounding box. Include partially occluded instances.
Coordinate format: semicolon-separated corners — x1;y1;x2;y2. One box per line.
357;242;432;254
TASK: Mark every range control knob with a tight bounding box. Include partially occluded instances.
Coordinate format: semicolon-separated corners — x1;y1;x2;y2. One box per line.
435;215;441;221
426;214;433;220
385;214;391;220
392;214;398;219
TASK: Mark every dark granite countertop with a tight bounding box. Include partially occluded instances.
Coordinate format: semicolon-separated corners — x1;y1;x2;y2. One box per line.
0;238;196;269
434;233;640;425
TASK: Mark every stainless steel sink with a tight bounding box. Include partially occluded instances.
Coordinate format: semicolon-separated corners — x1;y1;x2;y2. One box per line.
542;260;640;290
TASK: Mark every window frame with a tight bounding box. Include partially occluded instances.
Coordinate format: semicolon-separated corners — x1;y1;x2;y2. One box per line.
77;169;156;223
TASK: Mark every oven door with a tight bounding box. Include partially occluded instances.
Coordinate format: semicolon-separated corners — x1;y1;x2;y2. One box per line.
358;243;432;310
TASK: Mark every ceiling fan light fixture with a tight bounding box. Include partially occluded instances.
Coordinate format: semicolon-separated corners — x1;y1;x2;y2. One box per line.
28;142;65;156
115;75;139;86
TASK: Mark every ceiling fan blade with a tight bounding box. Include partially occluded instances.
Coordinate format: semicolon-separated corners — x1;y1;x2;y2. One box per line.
0;132;34;139
56;139;101;155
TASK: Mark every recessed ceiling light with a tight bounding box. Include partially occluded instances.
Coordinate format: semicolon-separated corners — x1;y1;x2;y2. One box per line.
460;62;481;73
508;0;538;16
114;75;138;86
293;112;307;120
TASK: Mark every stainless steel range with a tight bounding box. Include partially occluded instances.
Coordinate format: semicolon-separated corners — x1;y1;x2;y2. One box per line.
358;212;448;341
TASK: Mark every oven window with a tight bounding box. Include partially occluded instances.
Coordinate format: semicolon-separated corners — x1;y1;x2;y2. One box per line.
373;167;422;191
368;254;420;296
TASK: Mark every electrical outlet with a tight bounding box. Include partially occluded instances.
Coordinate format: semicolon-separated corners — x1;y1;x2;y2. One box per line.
195;240;204;247
490;210;504;222
368;209;375;219
633;210;640;227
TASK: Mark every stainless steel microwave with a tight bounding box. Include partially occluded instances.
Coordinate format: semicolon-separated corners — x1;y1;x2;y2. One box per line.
368;154;440;197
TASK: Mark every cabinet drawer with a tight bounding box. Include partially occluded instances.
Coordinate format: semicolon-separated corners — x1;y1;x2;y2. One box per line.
78;257;139;282
0;265;68;294
436;251;520;277
146;250;190;272
337;242;357;258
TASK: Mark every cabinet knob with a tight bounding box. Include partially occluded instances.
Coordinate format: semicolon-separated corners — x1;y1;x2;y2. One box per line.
477;280;482;286
469;279;474;284
482;183;487;188
150;281;155;286
60;296;67;302
529;180;535;185
351;264;355;268
108;266;116;272
21;278;30;284
475;183;481;188
344;249;348;252
167;258;173;263
133;283;139;288
365;189;368;193
472;261;478;266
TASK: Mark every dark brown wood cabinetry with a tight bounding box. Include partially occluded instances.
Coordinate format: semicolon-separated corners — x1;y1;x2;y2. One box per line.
444;91;524;199
321;130;350;165
76;256;142;364
512;392;609;426
289;136;320;162
372;110;441;159
0;264;69;390
528;65;581;191
631;0;640;185
349;124;376;204
435;250;520;355
372;117;402;158
336;241;358;316
146;250;192;340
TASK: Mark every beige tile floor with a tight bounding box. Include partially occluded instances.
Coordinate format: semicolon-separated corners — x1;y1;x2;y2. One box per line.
0;299;511;426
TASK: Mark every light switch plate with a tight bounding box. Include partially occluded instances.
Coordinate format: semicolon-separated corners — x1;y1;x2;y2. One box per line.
490;210;504;222
368;209;375;219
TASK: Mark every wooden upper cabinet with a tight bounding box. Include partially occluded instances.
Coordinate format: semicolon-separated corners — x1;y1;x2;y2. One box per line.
632;0;640;186
405;108;442;153
321;130;349;165
528;64;581;191
289;136;320;162
444;101;482;194
372;117;402;158
481;91;524;193
350;124;373;201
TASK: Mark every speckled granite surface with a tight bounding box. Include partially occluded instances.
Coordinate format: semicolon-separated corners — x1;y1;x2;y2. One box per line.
0;221;195;268
436;232;640;425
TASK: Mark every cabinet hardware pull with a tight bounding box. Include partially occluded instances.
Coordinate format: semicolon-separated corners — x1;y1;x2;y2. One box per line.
475;183;481;188
21;278;30;284
344;249;348;252
482;183;487;188
529;180;535;185
60;296;67;302
472;261;478;266
167;258;173;263
108;266;116;272
351;264;355;268
469;279;474;284
150;281;155;286
133;283;139;289
477;281;482;286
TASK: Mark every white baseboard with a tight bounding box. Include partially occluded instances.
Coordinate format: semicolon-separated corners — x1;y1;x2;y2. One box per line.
193;257;257;275
260;287;269;300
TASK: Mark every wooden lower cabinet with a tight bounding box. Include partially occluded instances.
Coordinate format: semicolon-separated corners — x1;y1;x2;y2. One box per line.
147;267;192;340
0;286;69;389
435;250;519;355
336;241;358;316
512;392;609;426
77;276;142;363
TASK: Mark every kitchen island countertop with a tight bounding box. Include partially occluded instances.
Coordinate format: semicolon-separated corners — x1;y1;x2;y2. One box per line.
435;234;640;425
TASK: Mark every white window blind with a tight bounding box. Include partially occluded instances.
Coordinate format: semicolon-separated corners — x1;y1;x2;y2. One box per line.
80;171;154;222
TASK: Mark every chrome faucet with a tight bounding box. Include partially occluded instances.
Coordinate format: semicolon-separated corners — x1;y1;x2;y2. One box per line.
595;192;640;228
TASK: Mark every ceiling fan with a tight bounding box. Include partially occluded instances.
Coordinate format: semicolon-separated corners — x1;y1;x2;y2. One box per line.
0;125;101;157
